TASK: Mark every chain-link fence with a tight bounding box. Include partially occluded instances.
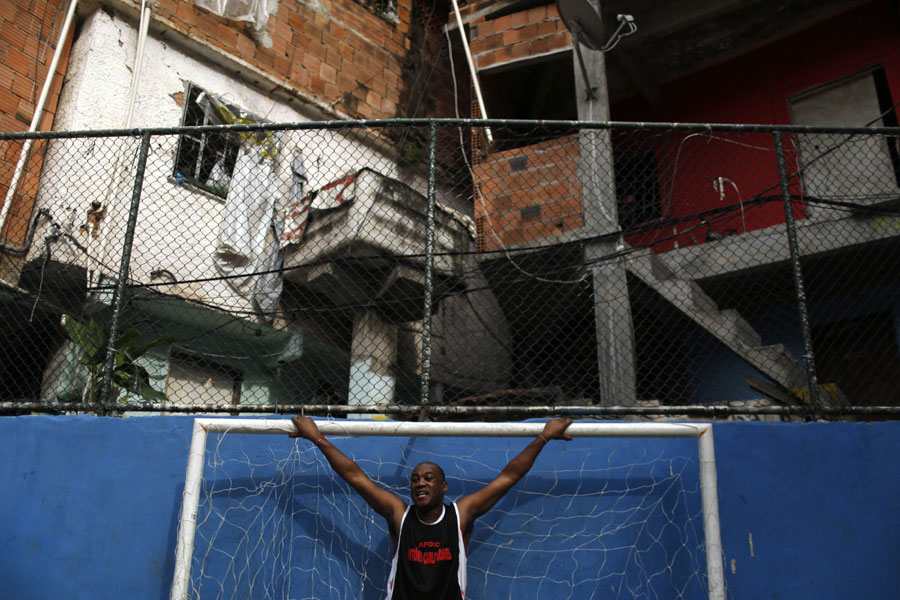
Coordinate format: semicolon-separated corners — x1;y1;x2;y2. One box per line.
1;119;899;419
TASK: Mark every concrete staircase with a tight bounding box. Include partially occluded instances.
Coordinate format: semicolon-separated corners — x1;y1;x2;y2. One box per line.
626;248;806;392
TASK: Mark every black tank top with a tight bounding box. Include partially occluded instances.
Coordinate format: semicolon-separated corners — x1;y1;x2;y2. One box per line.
385;502;467;599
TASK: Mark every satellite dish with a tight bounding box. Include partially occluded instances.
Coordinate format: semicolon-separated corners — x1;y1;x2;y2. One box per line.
555;0;637;101
556;0;606;51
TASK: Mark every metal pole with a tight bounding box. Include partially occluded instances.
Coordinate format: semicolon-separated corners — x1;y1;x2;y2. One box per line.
99;132;151;407
449;0;493;144
420;122;437;406
698;426;726;600
773;133;821;409
169;419;210;600
198;418;710;438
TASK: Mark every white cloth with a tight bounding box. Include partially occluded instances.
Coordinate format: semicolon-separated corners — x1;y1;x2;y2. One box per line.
214;142;280;315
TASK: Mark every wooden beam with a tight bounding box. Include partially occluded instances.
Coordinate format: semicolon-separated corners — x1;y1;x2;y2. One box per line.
610;49;659;104
446;0;524;31
615;0;771;47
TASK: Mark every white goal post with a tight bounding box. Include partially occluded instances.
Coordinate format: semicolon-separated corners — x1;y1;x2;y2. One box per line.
170;419;725;600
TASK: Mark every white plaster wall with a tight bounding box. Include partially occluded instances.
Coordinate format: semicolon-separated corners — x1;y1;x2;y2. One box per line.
29;8;510;399
33;9;401;311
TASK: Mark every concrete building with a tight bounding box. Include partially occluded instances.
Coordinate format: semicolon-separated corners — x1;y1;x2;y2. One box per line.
1;0;898;410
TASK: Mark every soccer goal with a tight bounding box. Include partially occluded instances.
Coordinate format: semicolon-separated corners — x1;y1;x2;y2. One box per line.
170;419;725;600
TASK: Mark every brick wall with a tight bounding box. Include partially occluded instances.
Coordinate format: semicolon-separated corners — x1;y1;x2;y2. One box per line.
473;134;583;250
468;3;570;72
0;0;72;248
155;0;418;119
462;3;580;250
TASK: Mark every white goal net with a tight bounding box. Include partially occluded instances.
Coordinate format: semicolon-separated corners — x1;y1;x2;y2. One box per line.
170;419;725;600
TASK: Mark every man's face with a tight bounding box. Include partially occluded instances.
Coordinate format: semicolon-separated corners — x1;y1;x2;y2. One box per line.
410;463;447;509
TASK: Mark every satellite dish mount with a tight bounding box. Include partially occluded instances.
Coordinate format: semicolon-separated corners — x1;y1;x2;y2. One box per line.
556;0;636;101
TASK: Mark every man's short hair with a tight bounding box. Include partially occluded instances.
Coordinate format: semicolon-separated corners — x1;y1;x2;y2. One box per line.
413;461;445;482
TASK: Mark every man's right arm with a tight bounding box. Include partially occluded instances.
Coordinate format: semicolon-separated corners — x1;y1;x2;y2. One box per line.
291;416;406;525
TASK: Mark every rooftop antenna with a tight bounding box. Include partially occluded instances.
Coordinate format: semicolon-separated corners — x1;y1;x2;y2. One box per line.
556;0;636;100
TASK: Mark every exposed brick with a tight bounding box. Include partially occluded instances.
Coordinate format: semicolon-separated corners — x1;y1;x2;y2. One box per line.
196;11;222;39
156;0;179;14
175;2;197;27
365;89;382;109
10;72;34;101
324;81;340;101
216;23;238;47
510;41;530;59
6;47;32;76
302;54;321;76
519;23;540;42
320;61;337;84
255;49;274;69
0;3;17;23
538;19;559;36
309;74;325;94
16;97;34;123
0;23;27;51
273;54;291;75
527;5;548;23
493;14;512;31
14;8;40;37
0;64;14;91
235;31;256;57
0;89;18;114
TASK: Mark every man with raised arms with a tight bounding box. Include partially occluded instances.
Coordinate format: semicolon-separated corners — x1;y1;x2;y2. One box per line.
290;416;573;600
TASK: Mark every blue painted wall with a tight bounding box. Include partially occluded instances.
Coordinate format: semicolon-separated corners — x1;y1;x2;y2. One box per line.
0;415;898;599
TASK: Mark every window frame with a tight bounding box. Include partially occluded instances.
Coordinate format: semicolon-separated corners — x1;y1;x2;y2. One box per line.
172;83;243;199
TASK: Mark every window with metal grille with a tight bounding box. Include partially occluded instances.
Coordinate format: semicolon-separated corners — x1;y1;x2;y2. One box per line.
172;83;242;198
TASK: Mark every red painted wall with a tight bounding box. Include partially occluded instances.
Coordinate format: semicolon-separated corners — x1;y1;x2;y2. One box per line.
611;1;900;252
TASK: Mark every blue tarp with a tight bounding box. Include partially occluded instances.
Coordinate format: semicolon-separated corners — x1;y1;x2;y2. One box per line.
0;416;898;599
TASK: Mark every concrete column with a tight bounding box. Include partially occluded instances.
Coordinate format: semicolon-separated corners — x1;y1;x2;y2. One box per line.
574;0;637;405
348;309;398;407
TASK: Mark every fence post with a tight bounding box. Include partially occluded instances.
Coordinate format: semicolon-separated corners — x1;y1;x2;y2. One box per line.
99;131;152;409
420;121;437;406
773;132;821;410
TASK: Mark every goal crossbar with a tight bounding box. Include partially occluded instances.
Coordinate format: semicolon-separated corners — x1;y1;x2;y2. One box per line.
171;419;725;600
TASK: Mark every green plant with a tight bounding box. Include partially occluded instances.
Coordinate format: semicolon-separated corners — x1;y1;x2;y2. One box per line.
59;315;174;404
397;139;427;167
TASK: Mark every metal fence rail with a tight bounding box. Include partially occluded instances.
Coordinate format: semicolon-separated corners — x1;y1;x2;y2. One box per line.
2;119;899;420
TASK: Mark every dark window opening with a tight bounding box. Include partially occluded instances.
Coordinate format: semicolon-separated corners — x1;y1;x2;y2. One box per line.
812;312;900;408
480;53;578;151
173;83;242;198
614;149;662;229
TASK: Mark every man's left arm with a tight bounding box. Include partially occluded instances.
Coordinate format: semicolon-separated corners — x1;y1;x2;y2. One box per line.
456;418;573;526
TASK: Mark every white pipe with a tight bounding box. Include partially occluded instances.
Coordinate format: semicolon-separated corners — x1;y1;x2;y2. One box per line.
90;1;151;287
170;419;210;600
196;418;709;438
0;0;79;241
124;0;150;128
698;426;726;600
449;0;493;145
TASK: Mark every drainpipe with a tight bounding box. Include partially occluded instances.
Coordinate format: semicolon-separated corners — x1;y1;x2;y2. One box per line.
0;0;79;242
125;0;151;128
449;0;493;145
89;0;151;288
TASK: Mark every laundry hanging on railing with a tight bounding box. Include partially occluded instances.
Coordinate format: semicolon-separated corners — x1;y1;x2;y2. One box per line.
280;170;357;248
202;91;284;318
195;0;272;33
